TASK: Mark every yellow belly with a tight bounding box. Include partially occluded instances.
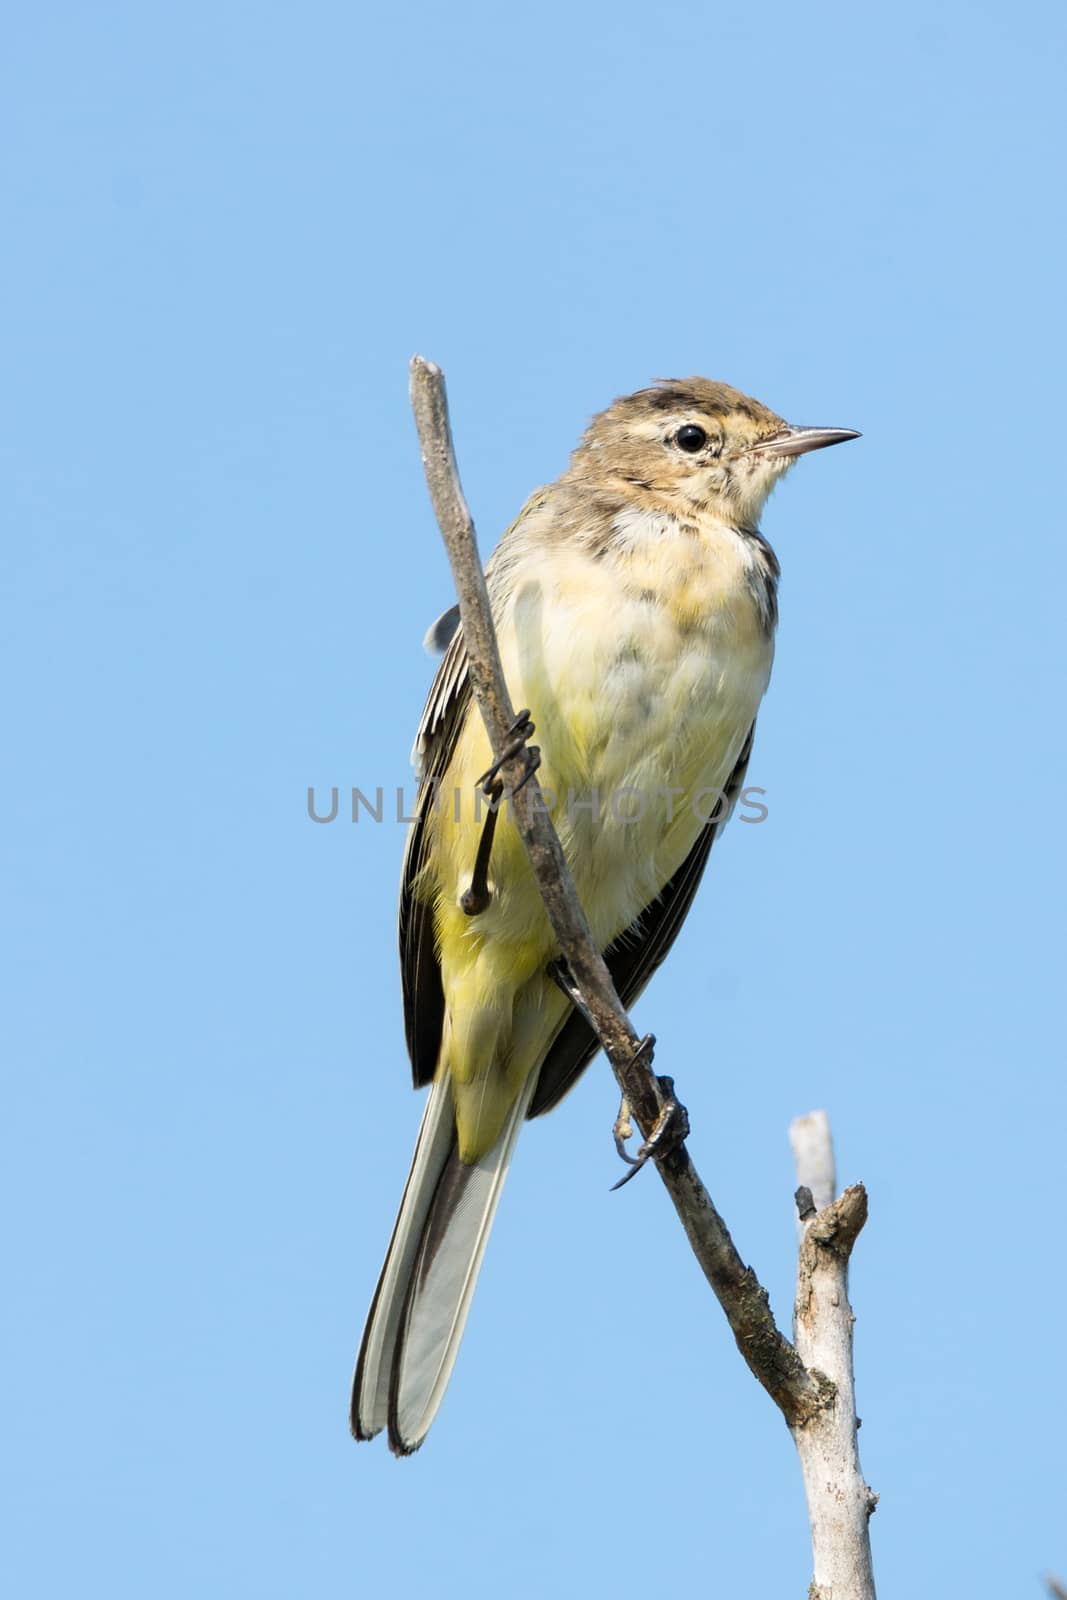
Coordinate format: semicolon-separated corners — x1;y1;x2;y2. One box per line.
425;514;774;1158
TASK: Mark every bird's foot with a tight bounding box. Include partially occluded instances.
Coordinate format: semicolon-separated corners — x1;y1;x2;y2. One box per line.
611;1071;689;1191
475;709;540;796
547;957;597;1029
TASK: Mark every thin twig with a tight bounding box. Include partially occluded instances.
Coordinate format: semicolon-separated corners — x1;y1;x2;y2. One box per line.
407;354;827;1424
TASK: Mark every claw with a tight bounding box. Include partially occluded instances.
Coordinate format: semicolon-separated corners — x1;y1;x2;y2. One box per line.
475;710;537;793
610;1072;688;1191
510;744;542;795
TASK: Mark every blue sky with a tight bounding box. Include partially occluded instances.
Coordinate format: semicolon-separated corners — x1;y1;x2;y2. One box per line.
4;1;1065;1594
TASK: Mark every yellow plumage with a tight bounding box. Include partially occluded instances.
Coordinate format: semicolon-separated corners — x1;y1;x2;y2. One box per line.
427;491;774;1160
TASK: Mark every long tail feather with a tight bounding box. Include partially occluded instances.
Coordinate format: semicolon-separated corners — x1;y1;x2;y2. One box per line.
351;1073;535;1454
351;1075;455;1442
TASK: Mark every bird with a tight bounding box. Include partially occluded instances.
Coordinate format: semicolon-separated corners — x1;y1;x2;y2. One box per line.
351;377;858;1454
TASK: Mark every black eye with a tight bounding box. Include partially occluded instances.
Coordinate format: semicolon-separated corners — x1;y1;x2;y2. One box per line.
676;424;707;453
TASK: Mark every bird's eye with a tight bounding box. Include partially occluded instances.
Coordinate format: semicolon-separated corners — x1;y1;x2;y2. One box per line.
676;424;707;453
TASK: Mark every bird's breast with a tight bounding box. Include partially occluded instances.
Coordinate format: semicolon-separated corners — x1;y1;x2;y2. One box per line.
491;509;775;942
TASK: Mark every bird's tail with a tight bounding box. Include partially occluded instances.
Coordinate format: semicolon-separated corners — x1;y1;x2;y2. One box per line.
351;1071;536;1454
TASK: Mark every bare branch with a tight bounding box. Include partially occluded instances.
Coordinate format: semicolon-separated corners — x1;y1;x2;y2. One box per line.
790;1108;837;1217
407;356;870;1460
791;1113;877;1600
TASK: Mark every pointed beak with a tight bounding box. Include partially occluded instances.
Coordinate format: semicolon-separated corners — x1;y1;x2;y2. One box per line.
749;424;861;459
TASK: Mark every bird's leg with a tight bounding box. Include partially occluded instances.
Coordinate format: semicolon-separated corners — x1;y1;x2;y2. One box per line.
551;955;685;1184
548;966;677;1187
460;781;503;915
610;1072;689;1192
548;957;596;1025
461;711;540;916
552;960;636;1139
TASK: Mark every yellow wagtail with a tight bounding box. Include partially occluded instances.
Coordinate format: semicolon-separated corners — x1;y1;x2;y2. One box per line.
352;378;858;1453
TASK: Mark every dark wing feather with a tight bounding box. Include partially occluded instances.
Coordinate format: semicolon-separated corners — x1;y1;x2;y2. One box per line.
398;493;543;1087
528;724;756;1118
399;627;471;1086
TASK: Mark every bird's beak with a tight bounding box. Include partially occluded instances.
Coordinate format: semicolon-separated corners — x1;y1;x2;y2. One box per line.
749;425;861;458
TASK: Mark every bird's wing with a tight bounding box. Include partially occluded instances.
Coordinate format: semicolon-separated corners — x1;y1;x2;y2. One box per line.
399;489;551;1087
528;723;757;1118
399;623;471;1087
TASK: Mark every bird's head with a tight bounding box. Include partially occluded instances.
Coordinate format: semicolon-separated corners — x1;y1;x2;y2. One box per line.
569;378;859;526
